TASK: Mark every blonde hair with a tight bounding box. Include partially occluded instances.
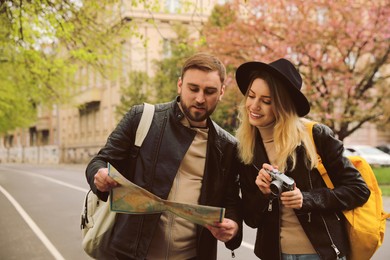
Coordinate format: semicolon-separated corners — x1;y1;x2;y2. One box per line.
235;71;318;172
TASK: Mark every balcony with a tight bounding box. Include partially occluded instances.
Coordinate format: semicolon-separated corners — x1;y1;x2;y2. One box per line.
36;117;50;131
76;88;103;106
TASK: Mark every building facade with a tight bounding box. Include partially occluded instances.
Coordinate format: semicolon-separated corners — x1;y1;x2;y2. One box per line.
0;0;222;164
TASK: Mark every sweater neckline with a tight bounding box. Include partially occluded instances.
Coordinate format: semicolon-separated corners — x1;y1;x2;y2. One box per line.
257;121;275;143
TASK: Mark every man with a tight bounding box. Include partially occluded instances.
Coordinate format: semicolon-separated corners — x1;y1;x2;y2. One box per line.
85;53;242;260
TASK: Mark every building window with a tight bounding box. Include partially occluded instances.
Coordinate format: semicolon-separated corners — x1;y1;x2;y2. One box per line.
162;38;172;58
29;127;37;146
165;0;180;13
41;130;49;145
5;135;13;148
79;101;100;140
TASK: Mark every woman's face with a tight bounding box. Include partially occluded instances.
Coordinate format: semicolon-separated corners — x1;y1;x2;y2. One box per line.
245;78;276;127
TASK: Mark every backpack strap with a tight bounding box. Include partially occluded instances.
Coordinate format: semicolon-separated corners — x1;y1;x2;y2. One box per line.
305;121;334;189
126;102;155;181
135;103;155;147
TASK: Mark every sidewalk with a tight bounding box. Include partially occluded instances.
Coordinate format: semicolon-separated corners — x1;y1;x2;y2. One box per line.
372;195;390;259
383;195;390;214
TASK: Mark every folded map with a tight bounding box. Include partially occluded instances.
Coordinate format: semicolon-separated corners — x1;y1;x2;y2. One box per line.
108;163;225;227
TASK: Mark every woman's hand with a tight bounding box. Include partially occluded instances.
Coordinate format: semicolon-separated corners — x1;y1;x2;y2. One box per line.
280;186;303;209
255;163;275;195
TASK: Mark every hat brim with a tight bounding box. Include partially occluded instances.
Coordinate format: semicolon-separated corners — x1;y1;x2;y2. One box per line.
235;62;310;117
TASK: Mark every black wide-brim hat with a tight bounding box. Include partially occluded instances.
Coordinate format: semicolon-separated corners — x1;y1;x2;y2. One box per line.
235;58;310;117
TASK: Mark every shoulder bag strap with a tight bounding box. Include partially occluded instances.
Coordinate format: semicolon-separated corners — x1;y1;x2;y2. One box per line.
135;102;155;147
305;121;334;189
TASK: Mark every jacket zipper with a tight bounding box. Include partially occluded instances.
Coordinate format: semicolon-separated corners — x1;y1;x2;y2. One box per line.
268;198;274;211
266;197;282;260
320;215;341;257
252;163;275;212
308;168;341;259
252;164;283;259
135;216;145;254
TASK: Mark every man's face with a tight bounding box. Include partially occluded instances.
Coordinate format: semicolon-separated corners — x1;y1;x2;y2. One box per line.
177;69;225;127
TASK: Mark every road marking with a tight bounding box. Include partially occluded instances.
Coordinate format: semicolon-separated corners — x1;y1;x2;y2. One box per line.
0;166;257;251
0;184;65;260
0;167;88;193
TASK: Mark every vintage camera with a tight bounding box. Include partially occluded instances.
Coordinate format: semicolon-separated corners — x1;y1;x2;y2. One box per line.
265;169;295;197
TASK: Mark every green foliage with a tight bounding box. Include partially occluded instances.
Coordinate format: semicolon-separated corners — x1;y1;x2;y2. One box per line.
380;185;390;197
197;3;243;134
0;83;36;133
207;3;236;28
373;167;390;184
115;71;151;118
212;86;242;134
0;0;143;133
151;23;197;103
373;167;390;196
116;21;243;134
0;39;74;132
117;23;197;115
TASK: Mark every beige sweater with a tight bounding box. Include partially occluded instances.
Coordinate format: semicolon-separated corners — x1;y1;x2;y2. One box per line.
147;117;208;260
258;123;316;254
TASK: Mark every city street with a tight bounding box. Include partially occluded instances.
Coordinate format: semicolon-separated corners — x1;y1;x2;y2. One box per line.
0;163;389;259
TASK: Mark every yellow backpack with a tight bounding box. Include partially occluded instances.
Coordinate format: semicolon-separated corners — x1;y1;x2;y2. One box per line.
306;121;390;260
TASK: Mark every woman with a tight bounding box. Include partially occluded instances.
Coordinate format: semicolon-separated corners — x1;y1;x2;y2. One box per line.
235;58;370;260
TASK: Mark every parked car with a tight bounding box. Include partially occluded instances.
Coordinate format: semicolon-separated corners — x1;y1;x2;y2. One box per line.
342;148;354;157
376;144;390;155
345;145;390;167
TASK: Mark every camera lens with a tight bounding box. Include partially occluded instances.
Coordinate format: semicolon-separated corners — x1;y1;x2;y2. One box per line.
270;180;283;197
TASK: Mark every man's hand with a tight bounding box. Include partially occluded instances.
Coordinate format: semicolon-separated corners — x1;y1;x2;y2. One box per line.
93;167;118;192
206;218;239;242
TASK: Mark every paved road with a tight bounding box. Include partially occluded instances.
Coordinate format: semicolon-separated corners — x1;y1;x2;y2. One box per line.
0;163;389;259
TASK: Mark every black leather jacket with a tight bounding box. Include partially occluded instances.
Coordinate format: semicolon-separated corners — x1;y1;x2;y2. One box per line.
86;98;242;260
239;123;370;260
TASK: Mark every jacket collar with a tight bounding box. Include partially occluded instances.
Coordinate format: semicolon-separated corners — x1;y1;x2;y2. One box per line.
173;96;222;154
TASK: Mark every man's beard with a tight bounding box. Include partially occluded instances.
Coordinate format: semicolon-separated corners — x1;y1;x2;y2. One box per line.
181;102;216;124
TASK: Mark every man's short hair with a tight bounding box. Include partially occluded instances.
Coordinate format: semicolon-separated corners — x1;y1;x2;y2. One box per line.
181;53;226;84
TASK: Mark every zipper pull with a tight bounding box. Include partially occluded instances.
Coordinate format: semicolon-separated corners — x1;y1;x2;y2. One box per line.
307;212;311;222
268;199;273;211
331;244;341;257
81;215;86;229
231;250;235;258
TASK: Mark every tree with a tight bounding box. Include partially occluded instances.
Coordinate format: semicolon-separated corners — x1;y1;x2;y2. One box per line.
116;20;243;133
132;21;241;134
116;23;197;118
0;0;151;133
151;23;197;103
116;71;151;117
199;3;242;133
201;0;390;141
